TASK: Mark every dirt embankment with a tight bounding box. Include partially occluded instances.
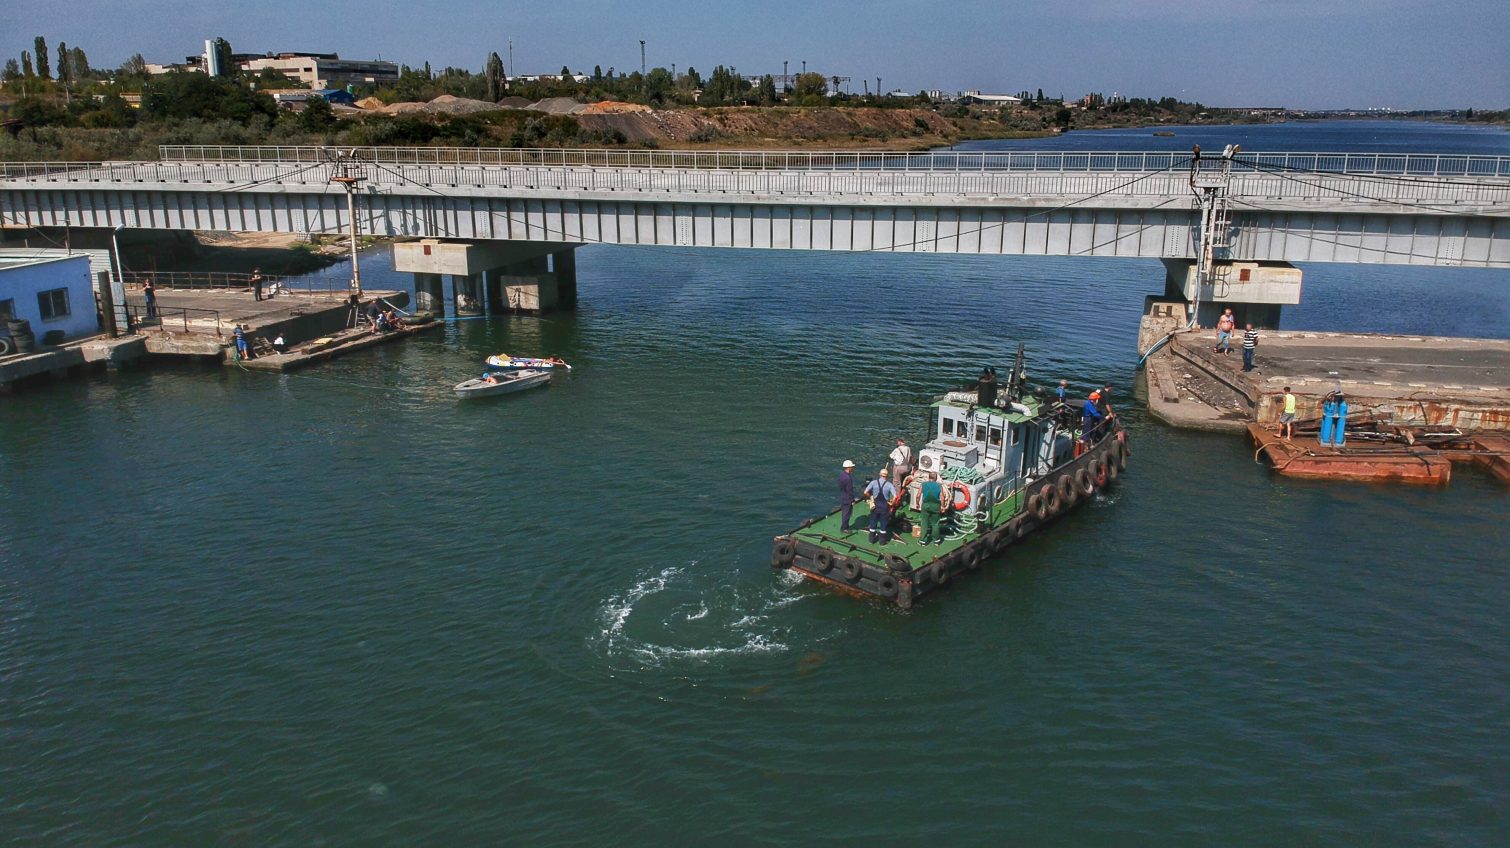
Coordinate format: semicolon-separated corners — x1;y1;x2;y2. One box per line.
575;106;1007;148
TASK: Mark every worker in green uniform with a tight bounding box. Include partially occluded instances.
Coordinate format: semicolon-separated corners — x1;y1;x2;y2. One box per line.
919;471;946;546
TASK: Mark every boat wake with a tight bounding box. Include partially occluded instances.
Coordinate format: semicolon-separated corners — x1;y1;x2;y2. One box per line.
595;564;808;666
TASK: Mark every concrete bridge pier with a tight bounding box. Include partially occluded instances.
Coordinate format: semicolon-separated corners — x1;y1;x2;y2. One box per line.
1158;259;1302;330
453;272;485;317
392;239;582;316
414;273;445;316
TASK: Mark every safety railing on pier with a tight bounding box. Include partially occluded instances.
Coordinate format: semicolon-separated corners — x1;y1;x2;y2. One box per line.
123;271;350;299
151;145;1510;178
125;304;225;338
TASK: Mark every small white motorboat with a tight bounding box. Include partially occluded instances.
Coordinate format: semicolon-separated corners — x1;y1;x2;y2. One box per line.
454;368;552;399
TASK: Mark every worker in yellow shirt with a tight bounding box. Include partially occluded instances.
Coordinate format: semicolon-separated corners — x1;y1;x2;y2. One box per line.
1279;386;1297;441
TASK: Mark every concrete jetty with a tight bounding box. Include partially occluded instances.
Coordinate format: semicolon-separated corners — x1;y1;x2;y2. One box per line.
1;286;423;393
1144;330;1510;434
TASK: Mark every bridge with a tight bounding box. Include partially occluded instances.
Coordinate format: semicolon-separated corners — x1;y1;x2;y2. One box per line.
2;145;1507;321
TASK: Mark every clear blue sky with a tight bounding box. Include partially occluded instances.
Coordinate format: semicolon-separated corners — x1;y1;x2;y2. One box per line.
3;0;1507;109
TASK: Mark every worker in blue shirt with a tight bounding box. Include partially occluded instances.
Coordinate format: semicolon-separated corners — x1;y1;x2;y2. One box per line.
1082;392;1104;443
838;460;857;533
864;468;898;544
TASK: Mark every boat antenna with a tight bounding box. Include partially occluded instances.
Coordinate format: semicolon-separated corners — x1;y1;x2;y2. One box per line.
1008;343;1026;401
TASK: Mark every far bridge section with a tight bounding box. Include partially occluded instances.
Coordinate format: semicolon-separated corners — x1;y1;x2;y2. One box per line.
3;146;1507;264
2;146;1507;322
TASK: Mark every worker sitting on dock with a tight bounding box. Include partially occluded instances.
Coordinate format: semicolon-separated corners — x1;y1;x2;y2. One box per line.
864;469;898;544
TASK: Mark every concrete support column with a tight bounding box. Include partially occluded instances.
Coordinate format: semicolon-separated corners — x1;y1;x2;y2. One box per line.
1160;258;1300;330
485;270;504;315
392;240;586;316
453;273;484;317
553;249;578;310
497;256;556;314
414;272;445;317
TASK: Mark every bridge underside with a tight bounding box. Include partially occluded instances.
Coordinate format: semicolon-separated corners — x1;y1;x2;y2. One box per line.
3;188;1507;266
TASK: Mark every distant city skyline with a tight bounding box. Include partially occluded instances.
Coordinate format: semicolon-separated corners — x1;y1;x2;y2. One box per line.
3;0;1507;110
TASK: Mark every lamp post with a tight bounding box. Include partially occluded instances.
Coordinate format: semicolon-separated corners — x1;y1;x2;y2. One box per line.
640;40;646;76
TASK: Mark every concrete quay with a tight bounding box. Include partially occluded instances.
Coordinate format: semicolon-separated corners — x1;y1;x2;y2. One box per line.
1143;329;1510;434
1;287;421;393
0;335;149;393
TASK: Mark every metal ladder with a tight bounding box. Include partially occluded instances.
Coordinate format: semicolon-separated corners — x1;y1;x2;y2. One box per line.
1189;156;1235;326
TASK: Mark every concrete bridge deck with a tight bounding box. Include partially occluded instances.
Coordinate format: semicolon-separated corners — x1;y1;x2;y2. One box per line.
3;147;1508;265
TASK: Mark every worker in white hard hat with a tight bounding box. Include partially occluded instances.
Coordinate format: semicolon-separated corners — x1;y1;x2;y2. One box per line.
839;460;857;533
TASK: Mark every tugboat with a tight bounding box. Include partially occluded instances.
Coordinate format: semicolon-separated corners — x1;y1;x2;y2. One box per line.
771;350;1129;609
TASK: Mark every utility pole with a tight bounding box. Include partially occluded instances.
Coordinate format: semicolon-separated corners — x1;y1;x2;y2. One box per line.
640;40;646;76
801;59;806;75
331;153;366;299
783;60;788;80
508;39;514;78
876;77;882;96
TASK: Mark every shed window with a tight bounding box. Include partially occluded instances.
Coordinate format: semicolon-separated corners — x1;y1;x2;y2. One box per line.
37;288;70;320
0;298;14;319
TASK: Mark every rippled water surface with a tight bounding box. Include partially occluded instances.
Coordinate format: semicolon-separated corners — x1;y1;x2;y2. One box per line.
2;122;1508;845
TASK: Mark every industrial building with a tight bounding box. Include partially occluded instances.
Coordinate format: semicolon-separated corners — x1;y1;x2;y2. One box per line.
0;253;100;345
238;53;399;90
146;47;398;90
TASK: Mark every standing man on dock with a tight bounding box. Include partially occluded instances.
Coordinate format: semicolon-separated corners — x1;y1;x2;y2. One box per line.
142;278;158;319
889;437;913;490
838;460;857;534
250;267;264;302
1242;324;1260;372
1279;387;1297;441
1216;308;1235;354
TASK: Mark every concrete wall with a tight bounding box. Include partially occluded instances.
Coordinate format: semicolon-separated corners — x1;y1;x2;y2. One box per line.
0;255;99;341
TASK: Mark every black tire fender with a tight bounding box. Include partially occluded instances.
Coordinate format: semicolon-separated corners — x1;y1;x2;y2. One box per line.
1057;474;1079;507
963;548;984;571
771;538;796;568
840;557;863;582
929;560;951;586
1028;492;1047;520
0;336;13;356
1106;451;1121;481
876;573;899;598
814;550;836;573
1009;517;1028;540
1076;467;1095;496
883;553;912;574
1039;483;1061;516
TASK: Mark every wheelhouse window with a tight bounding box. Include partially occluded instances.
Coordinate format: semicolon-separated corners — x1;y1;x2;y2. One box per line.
989;427;1003;447
941;418;954;436
975;424;987;443
37;288;70;320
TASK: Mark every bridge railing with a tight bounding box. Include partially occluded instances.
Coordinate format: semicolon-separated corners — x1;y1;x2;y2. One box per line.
153;145;1510;177
6;156;1510;213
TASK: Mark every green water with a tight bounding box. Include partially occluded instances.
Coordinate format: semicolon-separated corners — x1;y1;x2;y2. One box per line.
2;123;1508;845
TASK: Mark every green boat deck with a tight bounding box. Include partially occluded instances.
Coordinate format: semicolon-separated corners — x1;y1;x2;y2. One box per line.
790;489;1027;572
